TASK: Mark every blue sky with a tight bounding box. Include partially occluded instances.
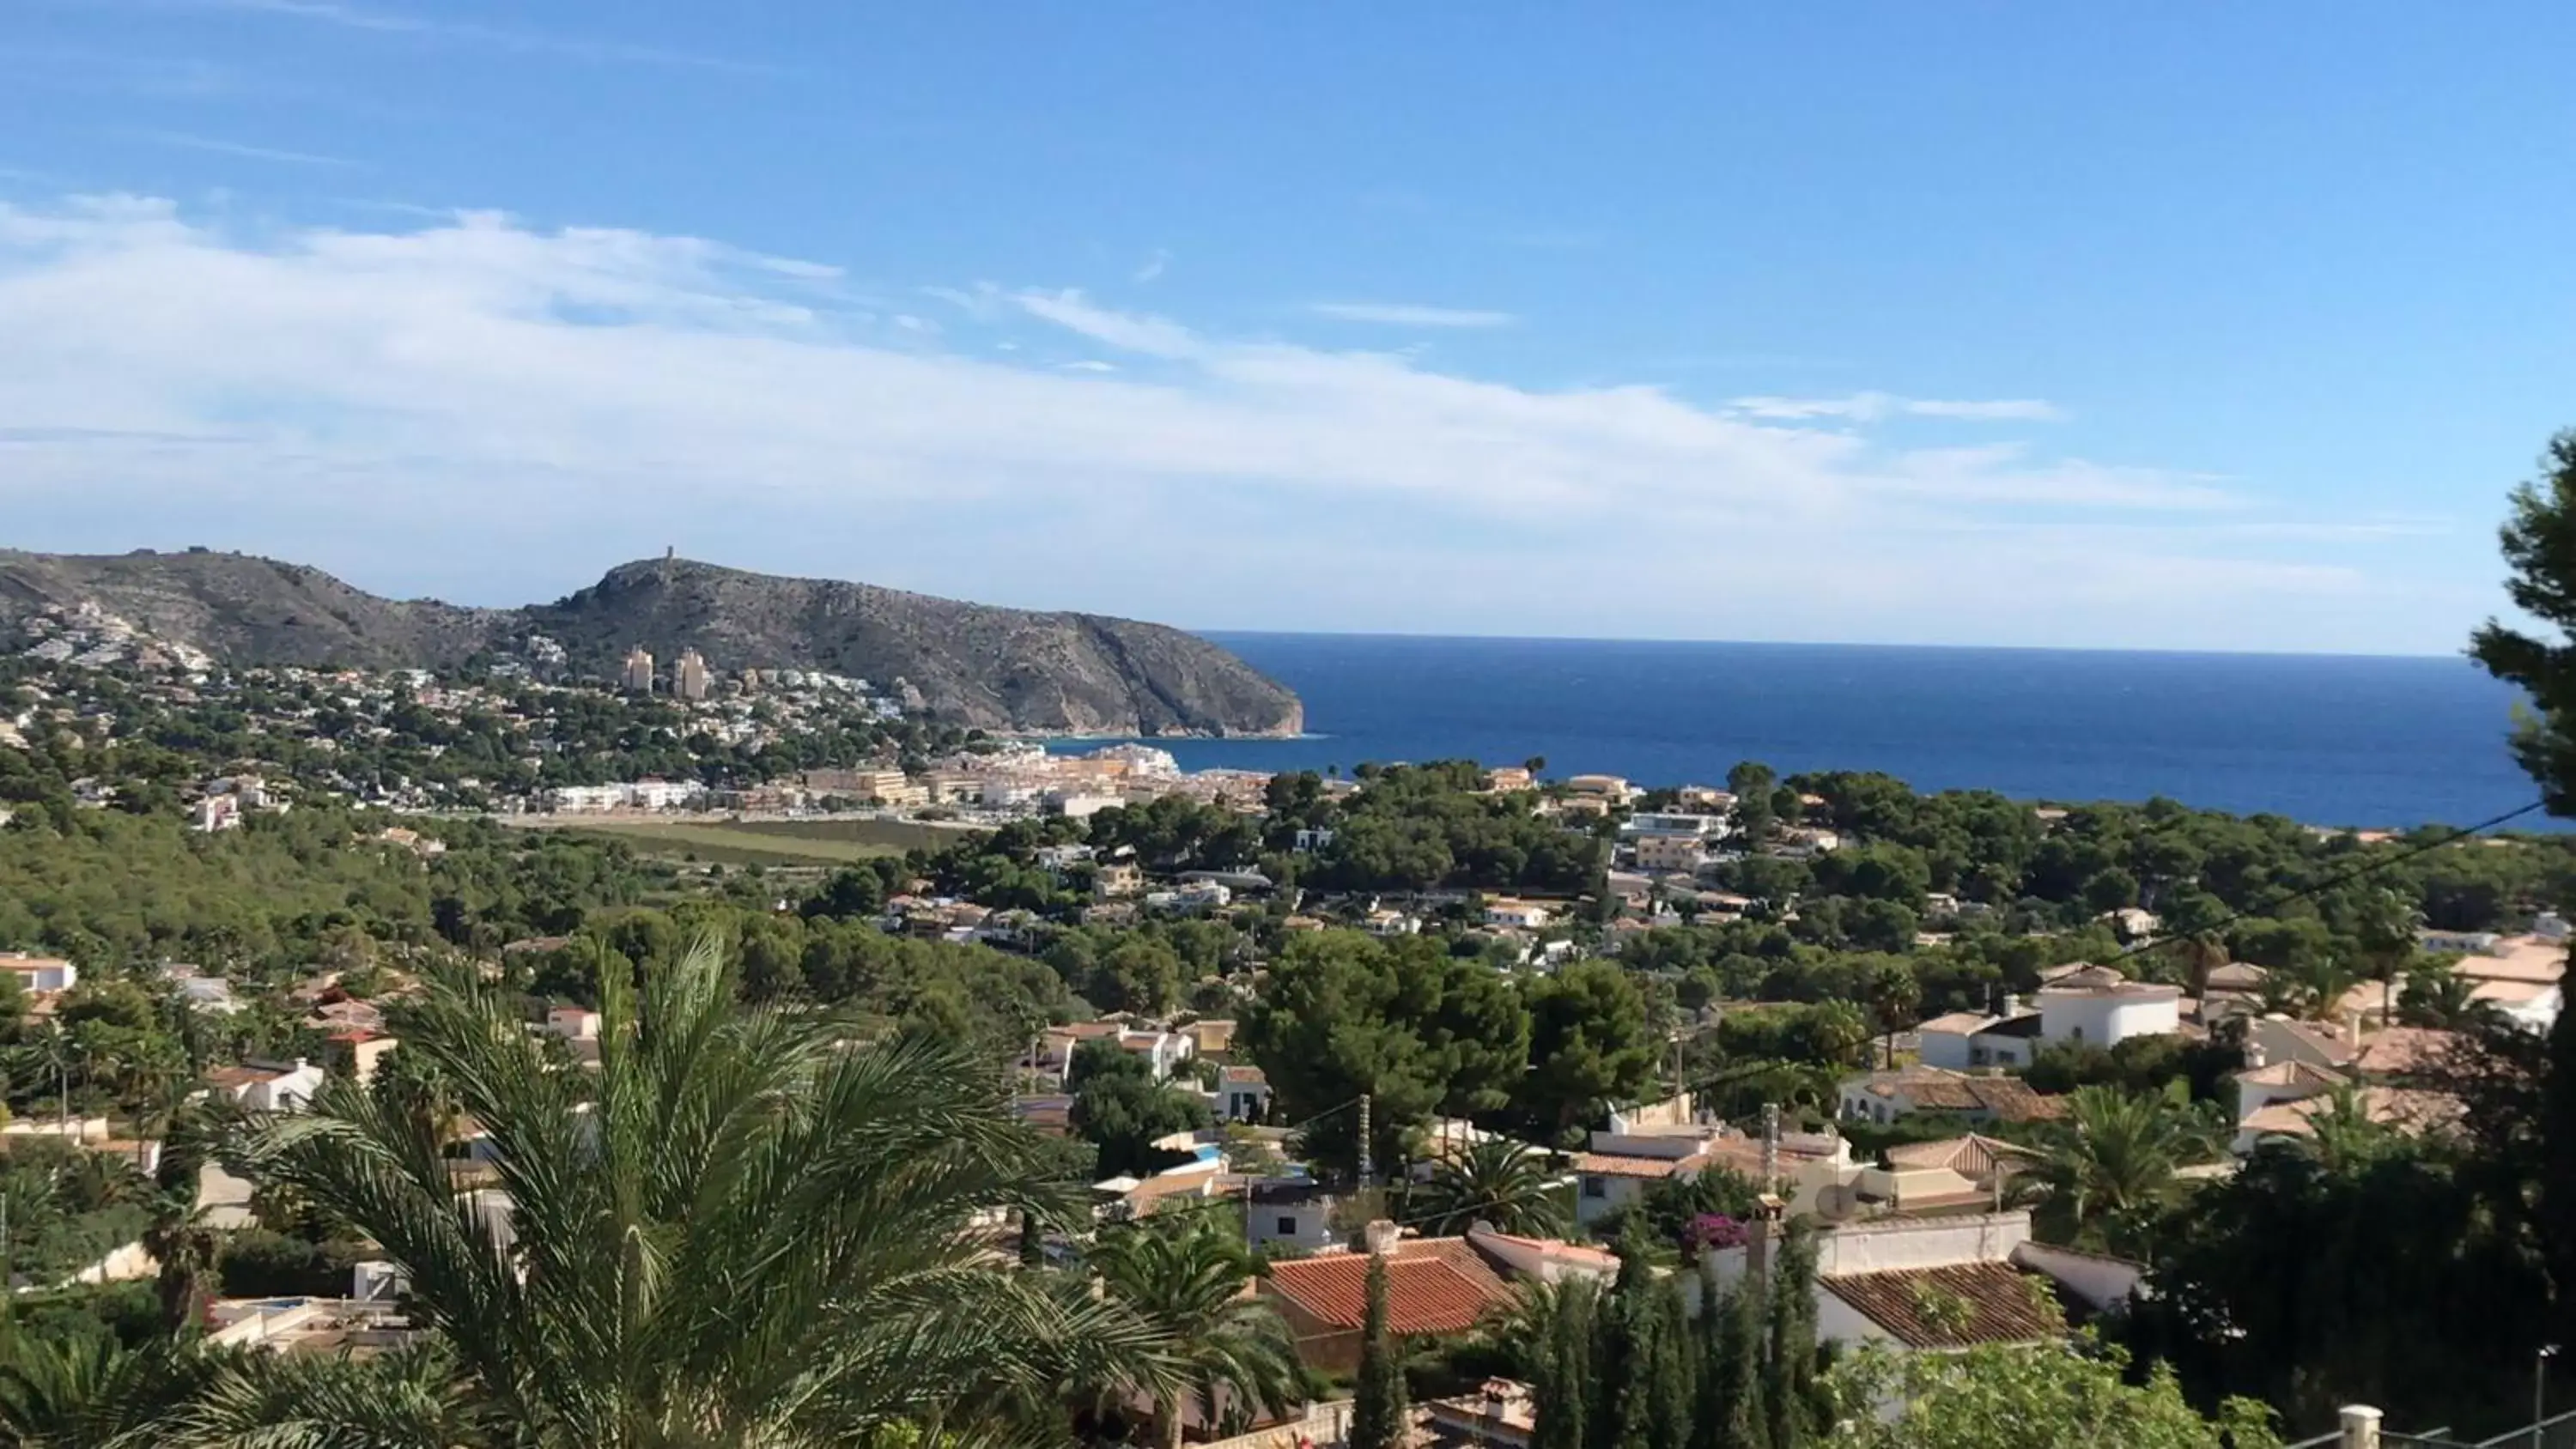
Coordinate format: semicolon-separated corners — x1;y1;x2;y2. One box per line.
3;2;2571;654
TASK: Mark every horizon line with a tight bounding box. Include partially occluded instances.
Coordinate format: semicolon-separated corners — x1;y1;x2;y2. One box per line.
1188;626;2481;666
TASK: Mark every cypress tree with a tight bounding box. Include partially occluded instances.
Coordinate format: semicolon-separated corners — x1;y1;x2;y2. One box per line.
1351;1253;1409;1449
1595;1228;1661;1449
1531;1280;1596;1449
1706;1276;1769;1449
1760;1224;1822;1449
1643;1280;1696;1449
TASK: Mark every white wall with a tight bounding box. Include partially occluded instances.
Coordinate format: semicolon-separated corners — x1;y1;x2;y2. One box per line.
1811;1212;2032;1276
1814;1288;1900;1349
1917;1031;1975;1071
1249;1200;1334;1254
1575;1174;1646;1229
2041;992;2179;1050
1692;1210;2039;1296
2009;1241;2141;1310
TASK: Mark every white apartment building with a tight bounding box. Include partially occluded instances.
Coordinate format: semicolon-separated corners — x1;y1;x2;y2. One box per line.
674;650;710;701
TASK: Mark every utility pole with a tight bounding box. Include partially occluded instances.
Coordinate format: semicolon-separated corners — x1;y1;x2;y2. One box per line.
1357;1093;1373;1187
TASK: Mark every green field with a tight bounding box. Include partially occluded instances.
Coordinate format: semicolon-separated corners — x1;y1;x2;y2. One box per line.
531;815;984;866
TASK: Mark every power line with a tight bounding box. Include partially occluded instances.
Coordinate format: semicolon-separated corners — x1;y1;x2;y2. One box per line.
2103;797;2549;969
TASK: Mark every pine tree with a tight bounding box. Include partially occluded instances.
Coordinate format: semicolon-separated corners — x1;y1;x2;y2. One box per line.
1351;1253;1410;1449
1760;1224;1823;1449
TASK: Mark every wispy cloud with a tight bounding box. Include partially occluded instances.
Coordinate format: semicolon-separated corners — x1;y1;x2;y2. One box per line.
1012;289;1200;358
171;0;776;73
1307;300;1517;328
130;129;356;168
1132;249;1170;284
1730;391;2063;423
0;193;2439;650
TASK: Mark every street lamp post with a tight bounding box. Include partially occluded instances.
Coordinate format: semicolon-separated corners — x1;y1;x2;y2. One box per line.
2537;1343;2561;1449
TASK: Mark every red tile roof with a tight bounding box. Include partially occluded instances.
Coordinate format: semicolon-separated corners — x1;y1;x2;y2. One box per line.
1262;1240;1515;1337
1572;1150;1708;1180
1822;1262;2063;1349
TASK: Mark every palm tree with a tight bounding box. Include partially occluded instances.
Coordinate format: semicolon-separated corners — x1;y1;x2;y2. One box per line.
228;937;1176;1448
2160;928;2233;1002
2399;967;2499;1030
2290;954;2370;1024
0;1333;205;1448
1091;1214;1301;1449
143;1100;230;1335
2353;887;2422;1024
2014;1085;2216;1256
1413;1137;1570;1238
132;1343;479;1449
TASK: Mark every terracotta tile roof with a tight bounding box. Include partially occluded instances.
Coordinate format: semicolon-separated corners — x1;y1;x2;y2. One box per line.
1219;1065;1268;1086
205;1064;282;1088
1856;1069;2063;1122
2351;1027;2459;1076
2263;1016;2358;1068
2235;1060;2348;1091
1822;1261;2062;1349
1465;1229;1620;1273
1917;1011;1998;1036
2473;978;2559;1005
2206;962;2269;990
1122;1164;1230;1216
1572;1151;1707;1180
2241;1087;2462;1141
1263;1240;1515;1337
2455;939;2564;985
1884;1133;2034;1180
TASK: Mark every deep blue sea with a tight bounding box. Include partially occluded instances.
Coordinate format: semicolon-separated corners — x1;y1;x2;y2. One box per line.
1049;634;2546;830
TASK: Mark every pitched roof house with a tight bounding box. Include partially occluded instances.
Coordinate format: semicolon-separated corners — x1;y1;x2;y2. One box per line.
1258;1225;1516;1373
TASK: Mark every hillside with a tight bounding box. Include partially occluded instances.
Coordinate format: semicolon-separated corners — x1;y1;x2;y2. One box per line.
0;549;1303;736
0;548;502;669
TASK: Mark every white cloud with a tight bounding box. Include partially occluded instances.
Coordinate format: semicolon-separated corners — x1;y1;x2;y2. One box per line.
1307;300;1517;328
1012;289;1200;358
1133;249;1170;284
0;194;2445;650
129;129;357;168
1731;391;2063;423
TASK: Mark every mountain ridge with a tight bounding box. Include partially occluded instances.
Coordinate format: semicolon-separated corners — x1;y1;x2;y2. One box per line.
0;548;1303;737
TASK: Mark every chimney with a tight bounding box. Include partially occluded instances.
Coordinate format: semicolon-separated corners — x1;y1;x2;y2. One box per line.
2243;1038;2268;1071
2001;993;2024;1019
1363;1219;1402;1257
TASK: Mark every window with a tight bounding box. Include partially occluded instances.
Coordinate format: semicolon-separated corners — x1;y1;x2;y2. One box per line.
1582;1177;1607;1199
1277;1217;1298;1237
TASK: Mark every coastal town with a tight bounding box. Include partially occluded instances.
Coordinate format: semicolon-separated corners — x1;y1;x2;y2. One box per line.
3;582;2569;1447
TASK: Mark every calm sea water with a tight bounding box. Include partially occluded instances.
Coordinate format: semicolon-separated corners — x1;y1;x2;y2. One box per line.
1052;634;2545;830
